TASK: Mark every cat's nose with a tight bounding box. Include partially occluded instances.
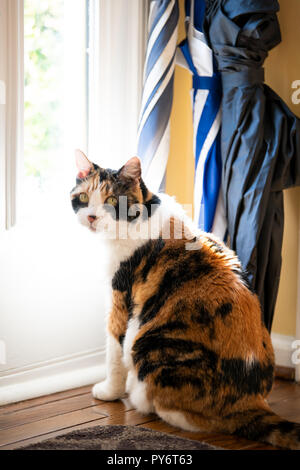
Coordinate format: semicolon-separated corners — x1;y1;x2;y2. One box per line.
87;215;96;224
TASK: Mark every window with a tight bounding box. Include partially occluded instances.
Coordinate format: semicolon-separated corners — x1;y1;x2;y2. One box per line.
22;0;88;221
0;0;148;229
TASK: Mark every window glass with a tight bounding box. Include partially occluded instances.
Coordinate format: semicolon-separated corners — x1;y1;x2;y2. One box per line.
23;0;88;220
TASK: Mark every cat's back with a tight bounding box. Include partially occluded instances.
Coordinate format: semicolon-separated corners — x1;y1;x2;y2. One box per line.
127;231;274;415
130;230;252;316
122;230;269;346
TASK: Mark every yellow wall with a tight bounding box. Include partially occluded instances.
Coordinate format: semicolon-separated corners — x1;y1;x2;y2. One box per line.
166;0;194;207
166;0;299;336
265;0;300;336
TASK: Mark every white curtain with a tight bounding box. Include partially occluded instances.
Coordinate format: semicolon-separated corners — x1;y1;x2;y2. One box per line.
88;0;148;169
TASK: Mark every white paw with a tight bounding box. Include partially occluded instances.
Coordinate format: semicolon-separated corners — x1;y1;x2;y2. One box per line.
92;381;124;401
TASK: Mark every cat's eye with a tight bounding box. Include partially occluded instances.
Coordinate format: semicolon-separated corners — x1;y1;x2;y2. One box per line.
106;196;118;206
79;192;89;203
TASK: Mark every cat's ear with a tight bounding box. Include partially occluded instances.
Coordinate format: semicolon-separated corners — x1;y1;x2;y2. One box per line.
119;157;141;181
75;149;94;179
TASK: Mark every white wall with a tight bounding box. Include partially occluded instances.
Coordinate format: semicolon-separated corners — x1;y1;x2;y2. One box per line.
0;210;108;405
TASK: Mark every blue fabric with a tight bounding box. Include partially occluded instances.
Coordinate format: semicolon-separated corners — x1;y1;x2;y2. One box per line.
204;0;300;330
139;51;176;124
146;2;178;78
138;71;175;173
179;2;223;233
148;0;174;39
193;74;221;91
137;0;179;191
194;0;206;31
201;136;222;230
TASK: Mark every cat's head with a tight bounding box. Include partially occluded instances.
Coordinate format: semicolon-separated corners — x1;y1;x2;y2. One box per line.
70;150;160;239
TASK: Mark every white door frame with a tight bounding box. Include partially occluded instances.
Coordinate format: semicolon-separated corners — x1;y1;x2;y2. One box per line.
0;0;24;231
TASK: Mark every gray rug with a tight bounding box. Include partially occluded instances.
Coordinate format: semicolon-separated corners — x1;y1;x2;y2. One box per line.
20;425;221;450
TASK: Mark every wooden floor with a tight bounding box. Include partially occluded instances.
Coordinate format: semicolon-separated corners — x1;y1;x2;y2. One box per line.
0;379;299;450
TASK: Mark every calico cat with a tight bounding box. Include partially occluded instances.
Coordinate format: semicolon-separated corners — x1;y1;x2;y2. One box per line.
71;149;300;450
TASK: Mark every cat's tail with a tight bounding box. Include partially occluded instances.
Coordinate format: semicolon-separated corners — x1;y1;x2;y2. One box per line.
221;408;300;450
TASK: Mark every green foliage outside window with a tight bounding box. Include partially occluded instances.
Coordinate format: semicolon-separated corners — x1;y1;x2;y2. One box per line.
24;0;64;188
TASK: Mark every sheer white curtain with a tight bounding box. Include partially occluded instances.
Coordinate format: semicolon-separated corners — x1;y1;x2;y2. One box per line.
88;0;148;169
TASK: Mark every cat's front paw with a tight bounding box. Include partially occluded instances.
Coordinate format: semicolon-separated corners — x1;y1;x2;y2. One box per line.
92;381;124;401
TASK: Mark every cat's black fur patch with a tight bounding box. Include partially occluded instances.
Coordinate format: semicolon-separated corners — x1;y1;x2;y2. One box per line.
140;237;166;281
220;358;274;396
134;337;201;362
139;250;213;325
227;410;272;440
133;336;218;380
112;238;166;316
191;302;216;340
231;410;300;443
155;368;205;391
191;302;211;326
142;195;161;219
99;167;116;182
71;195;88;213
215;303;233;319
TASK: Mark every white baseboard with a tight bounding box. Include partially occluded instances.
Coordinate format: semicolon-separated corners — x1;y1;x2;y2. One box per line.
271;332;296;369
0;348;106;406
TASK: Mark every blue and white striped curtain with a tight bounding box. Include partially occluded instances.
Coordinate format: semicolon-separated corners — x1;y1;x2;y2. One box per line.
137;0;179;193
137;0;227;239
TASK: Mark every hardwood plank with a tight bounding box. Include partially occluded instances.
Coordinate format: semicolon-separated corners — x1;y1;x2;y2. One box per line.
0;394;135;431
270;409;300;423
273;379;300;395
0;418;110;450
1;410;157;450
0;401;127;447
268;381;300;405
0;385;93;416
239;443;278;450
0;406;109;447
137;420;178;434
270;397;300;422
0;393;101;430
274;366;295;381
